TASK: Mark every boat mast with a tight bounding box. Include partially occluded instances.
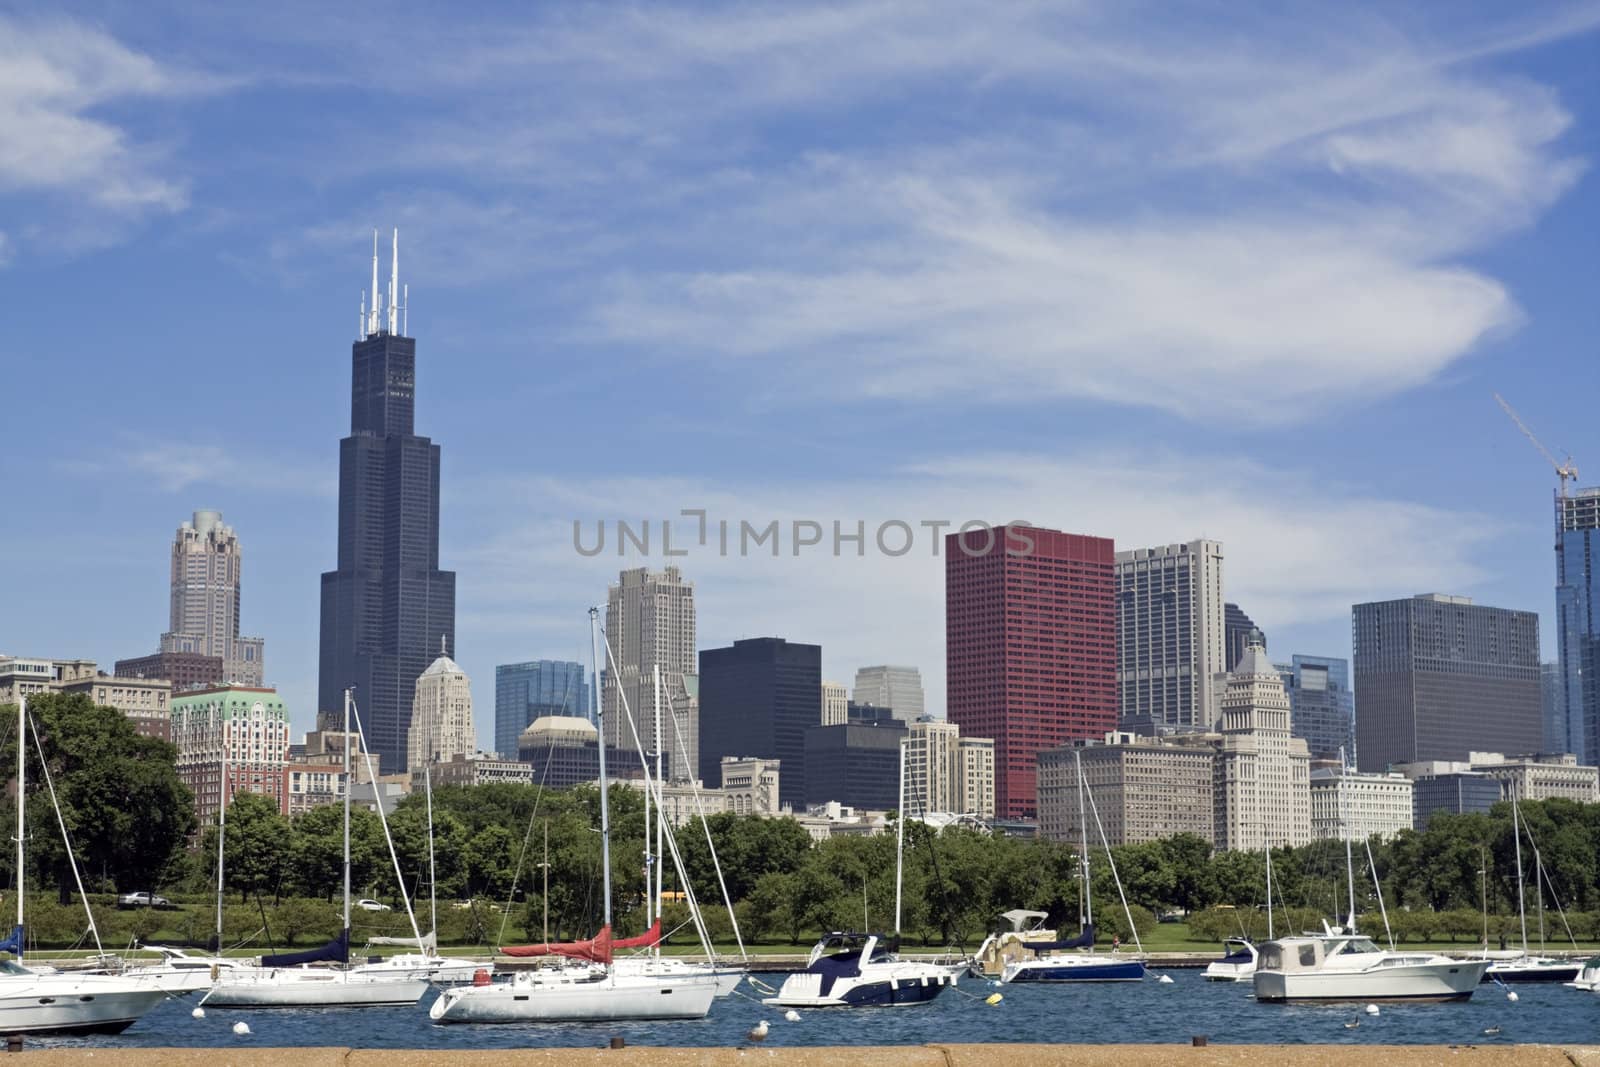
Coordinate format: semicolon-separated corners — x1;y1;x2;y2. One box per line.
1264;838;1273;940
14;695;24;957
540;820;550;945
1341;747;1355;931
894;737;905;934
343;687;352;944
1076;749;1092;932
1512;793;1528;955
643;669;653;930
425;766;437;949
653;662;664;953
590;607;612;931
216;704;227;953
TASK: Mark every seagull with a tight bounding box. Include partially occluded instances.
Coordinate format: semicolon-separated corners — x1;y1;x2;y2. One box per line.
1344;1019;1360;1030
747;1020;770;1042
1483;1026;1502;1036
232;1021;251;1036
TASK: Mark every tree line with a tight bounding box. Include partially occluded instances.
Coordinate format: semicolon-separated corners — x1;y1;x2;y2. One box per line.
7;693;1600;950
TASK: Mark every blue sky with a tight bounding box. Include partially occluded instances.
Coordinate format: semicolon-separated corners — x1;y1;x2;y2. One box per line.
2;1;1598;748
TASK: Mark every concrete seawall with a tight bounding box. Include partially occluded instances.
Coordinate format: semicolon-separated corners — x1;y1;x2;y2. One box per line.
13;1046;1600;1066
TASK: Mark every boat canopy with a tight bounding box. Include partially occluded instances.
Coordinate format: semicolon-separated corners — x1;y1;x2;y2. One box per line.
263;927;349;968
1027;924;1095;952
0;923;21;956
368;931;437;951
501;924;614;964
1000;909;1049;932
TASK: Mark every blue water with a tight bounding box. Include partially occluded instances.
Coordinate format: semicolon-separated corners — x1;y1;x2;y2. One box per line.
20;971;1600;1051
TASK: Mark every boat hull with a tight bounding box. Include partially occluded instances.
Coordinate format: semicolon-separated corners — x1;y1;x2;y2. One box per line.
1482;960;1580;983
1202;962;1255;982
1004;956;1146;983
1254;960;1489;1003
204;969;429;1007
430;973;717;1023
350;955;493;985
763;965;955;1007
0;979;169;1035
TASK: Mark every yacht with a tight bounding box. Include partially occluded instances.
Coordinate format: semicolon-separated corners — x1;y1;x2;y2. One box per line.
968;910;1056;979
1202;938;1258;982
1253;933;1490;1002
763;932;956;1008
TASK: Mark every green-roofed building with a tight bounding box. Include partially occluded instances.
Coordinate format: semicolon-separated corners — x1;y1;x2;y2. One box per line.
171;684;291;823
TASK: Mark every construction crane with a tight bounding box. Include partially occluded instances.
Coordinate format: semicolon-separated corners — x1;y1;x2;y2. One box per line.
1494;392;1580;497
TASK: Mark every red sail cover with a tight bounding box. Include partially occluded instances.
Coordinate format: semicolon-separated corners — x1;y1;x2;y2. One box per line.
612;920;661;951
501;925;613;963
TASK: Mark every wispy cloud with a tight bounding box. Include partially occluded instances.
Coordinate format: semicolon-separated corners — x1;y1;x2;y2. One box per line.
59;440;332;496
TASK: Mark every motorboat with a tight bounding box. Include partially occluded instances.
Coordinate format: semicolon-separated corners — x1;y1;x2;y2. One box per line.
0;957;171;1036
119;946;245;995
997;924;1145;984
1202;938;1258;982
763;932;956;1008
1564;955;1600;991
969;910;1057;978
1253;933;1490;1002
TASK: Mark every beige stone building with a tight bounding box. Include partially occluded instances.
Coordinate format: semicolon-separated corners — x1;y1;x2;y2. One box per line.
170;684;291;821
956;736;996;820
720;756;782;816
1309;765;1414;841
901;719;996;820
2;656;171;740
1469;751;1599;803
1037;731;1216;845
406;649;476;773
160;510;264;686
821;681;849;726
1214;644;1311;850
604;567;698;780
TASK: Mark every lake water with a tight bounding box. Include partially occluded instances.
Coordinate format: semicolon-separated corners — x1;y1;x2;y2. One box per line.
19;970;1600;1051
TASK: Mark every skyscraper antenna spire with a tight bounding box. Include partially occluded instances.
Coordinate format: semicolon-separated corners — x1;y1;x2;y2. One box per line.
359;291;366;341
402;283;408;337
388;228;399;335
369;229;380;336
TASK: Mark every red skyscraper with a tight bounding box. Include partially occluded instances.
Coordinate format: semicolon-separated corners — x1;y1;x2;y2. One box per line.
946;525;1117;820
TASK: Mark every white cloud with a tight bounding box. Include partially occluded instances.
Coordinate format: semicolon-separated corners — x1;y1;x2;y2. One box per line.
59;440;332;496
449;450;1503;717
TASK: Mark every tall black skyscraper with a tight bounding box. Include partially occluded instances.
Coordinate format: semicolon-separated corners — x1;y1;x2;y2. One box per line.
698;637;821;810
319;231;455;773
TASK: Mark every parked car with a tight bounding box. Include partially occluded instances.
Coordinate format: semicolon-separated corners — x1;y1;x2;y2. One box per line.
116;891;172;909
355;899;392;912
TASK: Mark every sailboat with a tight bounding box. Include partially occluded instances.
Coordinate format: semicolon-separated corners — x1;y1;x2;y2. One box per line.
1203;840;1275;982
1477;795;1580;983
0;696;170;1035
763;736;958;1007
997;750;1145;983
351;766;491;985
203;689;429;1008
430;609;719;1023
1253;753;1489;1002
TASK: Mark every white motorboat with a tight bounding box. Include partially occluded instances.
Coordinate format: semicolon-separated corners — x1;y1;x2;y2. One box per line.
120;946;246;995
1253;933;1490;1002
1564;955;1600;991
969;910;1057;978
1202;938;1258;982
0;697;170;1035
763;932;956;1008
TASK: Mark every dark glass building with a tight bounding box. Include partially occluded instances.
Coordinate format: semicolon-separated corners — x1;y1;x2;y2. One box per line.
319;253;455;774
1410;772;1502;830
1352;594;1540;773
496;660;590;758
1278;654;1355;761
697;637;821;809
803;717;908;810
946;525;1116;820
1556;488;1600;762
1224;603;1266;672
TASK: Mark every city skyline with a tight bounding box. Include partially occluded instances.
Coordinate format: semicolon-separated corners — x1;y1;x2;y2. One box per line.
4;4;1598;750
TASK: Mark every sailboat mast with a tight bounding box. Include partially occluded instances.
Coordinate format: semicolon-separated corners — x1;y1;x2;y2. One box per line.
590;607;612;930
1512;794;1528;955
1264;840;1273;940
653;663;664;949
15;694;25;943
425;766;437;947
343;687;352;937
541;820;550;945
1341;748;1355;931
894;738;905;934
216;706;227;952
1076;750;1092;930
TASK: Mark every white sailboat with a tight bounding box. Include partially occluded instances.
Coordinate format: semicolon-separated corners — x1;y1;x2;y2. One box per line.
996;750;1145;984
204;689;428;1008
763;737;958;1007
351;765;491;985
431;609;718;1024
1478;796;1580;983
1203;838;1275;982
0;696;170;1035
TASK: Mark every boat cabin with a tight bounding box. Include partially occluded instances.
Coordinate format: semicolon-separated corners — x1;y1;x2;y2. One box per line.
1258;936;1384;972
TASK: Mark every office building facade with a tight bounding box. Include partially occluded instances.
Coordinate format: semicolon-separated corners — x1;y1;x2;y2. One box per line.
802;716;908;811
115;649;225;693
1224;603;1265;672
947;524;1117;820
1556;487;1600;761
851;665;925;722
1214;644;1312;850
720;756;783;816
1279;655;1356;761
699;637;821;808
494;659;589;758
821;681;848;726
1353;594;1541;772
1037;733;1215;846
1308;766;1413;841
171;685;292;821
604;566;697;779
160;510;264;685
405;648;476;773
1406;770;1503;829
319;239;456;775
1116;540;1226;730
515;715;644;789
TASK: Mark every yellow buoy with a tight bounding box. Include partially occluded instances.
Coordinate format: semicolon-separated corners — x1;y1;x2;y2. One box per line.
985;993;1003;1005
